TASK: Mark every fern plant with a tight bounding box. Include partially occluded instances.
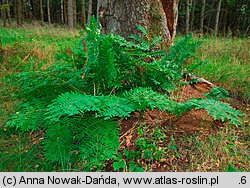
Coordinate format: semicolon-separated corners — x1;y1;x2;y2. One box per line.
5;17;244;171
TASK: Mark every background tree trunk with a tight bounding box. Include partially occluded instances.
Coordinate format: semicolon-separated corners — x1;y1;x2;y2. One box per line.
98;0;178;47
1;0;7;27
61;0;64;23
223;0;228;36
73;0;77;26
16;0;22;26
64;0;68;24
6;0;11;25
186;0;191;34
27;0;32;21
47;0;51;24
40;0;44;25
67;0;74;29
81;0;86;27
190;0;195;31
214;0;222;35
200;0;206;34
22;0;26;21
87;0;93;23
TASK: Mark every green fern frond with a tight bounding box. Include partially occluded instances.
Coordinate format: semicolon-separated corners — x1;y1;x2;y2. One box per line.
185;98;244;126
149;36;162;49
164;35;201;67
79;118;120;171
46;92;136;122
43;118;75;162
203;87;229;100
130;34;147;45
6;101;46;132
136;25;149;39
123;87;183;114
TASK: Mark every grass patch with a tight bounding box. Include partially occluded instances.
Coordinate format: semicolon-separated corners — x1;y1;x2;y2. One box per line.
191;36;250;102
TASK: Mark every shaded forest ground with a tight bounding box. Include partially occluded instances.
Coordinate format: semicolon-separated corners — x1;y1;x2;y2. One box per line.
0;25;249;171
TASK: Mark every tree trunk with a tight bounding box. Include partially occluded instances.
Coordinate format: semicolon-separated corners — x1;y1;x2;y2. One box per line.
161;0;179;45
223;0;228;36
200;0;205;34
87;0;93;23
1;0;7;27
61;0;64;23
40;0;44;25
22;0;26;20
27;0;32;21
67;0;74;29
47;0;51;24
98;0;178;47
73;0;77;26
64;0;68;24
214;0;222;35
16;0;22;26
190;0;195;31
81;0;86;27
6;0;11;25
186;0;191;34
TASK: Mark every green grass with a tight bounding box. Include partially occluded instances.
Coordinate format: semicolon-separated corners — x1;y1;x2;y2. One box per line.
0;26;80;126
192;36;250;102
0;25;80;171
0;26;249;172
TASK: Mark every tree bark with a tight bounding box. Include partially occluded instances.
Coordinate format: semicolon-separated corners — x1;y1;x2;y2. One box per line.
1;0;7;27
214;0;222;35
22;0;26;20
40;0;44;25
190;0;195;31
16;0;22;26
98;0;178;47
186;0;191;34
61;0;64;23
200;0;206;34
81;0;86;27
64;0;68;24
73;0;77;26
222;0;228;36
47;0;51;24
67;0;74;29
87;0;93;23
27;0;32;21
161;0;179;45
6;0;11;25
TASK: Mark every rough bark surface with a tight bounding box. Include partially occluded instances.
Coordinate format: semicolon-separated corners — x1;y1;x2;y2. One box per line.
1;0;7;27
97;0;178;46
47;0;51;24
67;0;74;28
81;0;86;26
214;0;222;35
87;0;93;23
16;0;22;26
40;0;44;24
161;0;178;44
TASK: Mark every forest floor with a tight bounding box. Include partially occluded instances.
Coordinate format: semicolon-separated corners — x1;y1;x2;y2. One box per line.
117;82;249;172
0;25;249;172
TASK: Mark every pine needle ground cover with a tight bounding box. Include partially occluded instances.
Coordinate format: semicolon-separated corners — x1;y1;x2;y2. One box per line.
0;19;249;172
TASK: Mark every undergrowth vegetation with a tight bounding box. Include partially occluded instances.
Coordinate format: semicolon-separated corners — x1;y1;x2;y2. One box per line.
0;18;248;172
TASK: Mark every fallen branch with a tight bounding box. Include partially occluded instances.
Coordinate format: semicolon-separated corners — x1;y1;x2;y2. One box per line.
187;73;215;87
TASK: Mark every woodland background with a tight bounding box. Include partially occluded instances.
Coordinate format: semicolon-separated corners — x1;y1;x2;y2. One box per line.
0;0;249;36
